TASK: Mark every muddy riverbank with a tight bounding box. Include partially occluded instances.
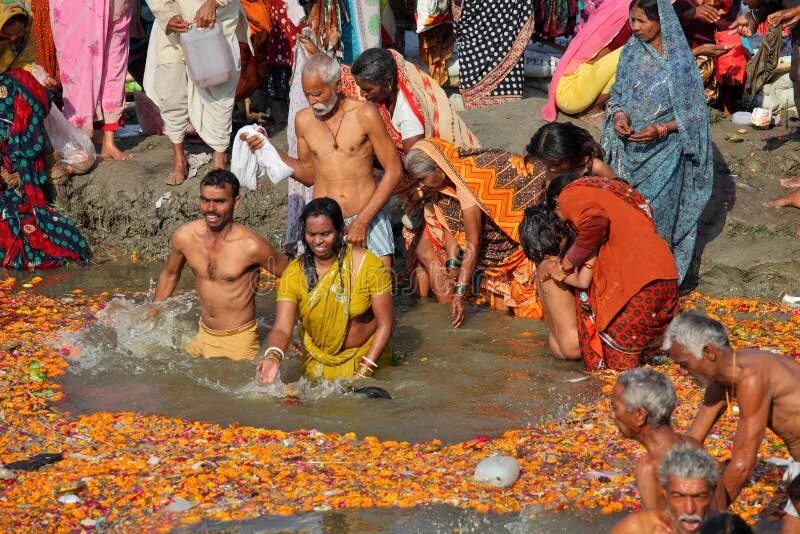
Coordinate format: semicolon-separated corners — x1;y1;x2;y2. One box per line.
58;90;800;299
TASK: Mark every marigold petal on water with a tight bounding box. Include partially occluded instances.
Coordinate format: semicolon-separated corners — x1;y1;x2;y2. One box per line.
0;283;795;531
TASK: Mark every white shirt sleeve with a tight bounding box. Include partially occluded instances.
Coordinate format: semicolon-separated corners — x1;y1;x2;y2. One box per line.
391;91;425;141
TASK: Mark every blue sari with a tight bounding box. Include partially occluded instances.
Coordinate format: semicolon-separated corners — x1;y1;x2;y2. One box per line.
601;0;712;282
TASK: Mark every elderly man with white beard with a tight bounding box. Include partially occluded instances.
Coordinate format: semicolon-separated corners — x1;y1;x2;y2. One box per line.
243;54;402;269
613;445;719;534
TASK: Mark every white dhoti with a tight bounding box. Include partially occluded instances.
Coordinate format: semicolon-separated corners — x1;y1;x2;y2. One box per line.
144;0;250;152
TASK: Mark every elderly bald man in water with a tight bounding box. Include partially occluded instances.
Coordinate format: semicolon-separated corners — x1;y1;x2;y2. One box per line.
152;170;288;360
664;312;800;531
613;444;719;534
611;368;702;510
242;53;403;269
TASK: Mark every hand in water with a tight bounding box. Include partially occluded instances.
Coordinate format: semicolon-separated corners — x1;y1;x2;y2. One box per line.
451;295;465;328
146;303;161;319
256;358;280;385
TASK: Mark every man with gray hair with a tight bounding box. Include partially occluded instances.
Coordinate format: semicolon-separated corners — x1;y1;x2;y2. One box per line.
613;444;718;534
611;368;702;510
664;312;800;532
243;53;402;268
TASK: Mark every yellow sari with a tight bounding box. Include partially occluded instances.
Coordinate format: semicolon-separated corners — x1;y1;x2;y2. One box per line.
276;245;392;380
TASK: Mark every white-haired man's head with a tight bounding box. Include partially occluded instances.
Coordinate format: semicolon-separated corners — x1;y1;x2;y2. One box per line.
611;368;676;439
662;312;729;359
659;444;718;534
662;312;730;386
302;54;342;117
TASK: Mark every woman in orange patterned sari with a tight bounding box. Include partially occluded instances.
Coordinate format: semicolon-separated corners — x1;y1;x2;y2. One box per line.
403;138;547;326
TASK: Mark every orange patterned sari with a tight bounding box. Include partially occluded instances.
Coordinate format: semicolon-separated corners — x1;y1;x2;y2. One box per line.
411;138;546;318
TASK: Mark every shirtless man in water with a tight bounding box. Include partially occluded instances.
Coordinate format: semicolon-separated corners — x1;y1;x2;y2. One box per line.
244;54;403;268
613;444;718;534
611;368;702;510
152;170;288;360
664;312;800;532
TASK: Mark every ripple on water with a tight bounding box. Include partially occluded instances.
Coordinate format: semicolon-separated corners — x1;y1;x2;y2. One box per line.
57;264;602;444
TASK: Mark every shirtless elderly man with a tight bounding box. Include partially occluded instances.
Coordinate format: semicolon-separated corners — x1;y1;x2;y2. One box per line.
664;312;800;532
611;368;702;510
153;170;287;360
613;444;718;534
244;54;403;268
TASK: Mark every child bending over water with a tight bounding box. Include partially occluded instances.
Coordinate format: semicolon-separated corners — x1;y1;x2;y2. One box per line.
520;207;595;361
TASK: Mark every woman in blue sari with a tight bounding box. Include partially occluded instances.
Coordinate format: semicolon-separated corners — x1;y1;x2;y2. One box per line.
601;0;712;283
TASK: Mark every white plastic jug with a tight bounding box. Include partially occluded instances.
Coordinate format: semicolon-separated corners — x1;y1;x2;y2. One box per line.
180;24;234;88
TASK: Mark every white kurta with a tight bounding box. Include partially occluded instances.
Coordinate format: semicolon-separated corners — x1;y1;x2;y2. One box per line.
143;0;249;151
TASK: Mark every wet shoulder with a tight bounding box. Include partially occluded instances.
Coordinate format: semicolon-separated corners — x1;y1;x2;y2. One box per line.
174;220;205;246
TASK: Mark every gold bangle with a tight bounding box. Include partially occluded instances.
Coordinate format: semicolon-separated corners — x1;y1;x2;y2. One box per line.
264;354;281;367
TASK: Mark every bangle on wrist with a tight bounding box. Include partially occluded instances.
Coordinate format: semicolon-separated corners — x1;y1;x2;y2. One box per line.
263;346;285;362
655;123;668;139
355;364;374;378
445;258;462;271
264;354;281;367
454;283;469;297
361;356;378;369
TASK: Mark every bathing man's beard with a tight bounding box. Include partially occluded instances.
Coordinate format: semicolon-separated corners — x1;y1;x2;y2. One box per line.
312;93;339;117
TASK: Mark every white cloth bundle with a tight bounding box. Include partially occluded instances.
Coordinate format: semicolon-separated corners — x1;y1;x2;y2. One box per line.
231;124;294;190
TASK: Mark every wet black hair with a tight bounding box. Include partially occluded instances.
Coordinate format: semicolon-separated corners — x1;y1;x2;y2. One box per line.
519;206;575;263
351;48;397;88
526;122;604;170
200;169;240;199
630;0;660;22
699;513;753;534
545;172;583;211
299;197;347;289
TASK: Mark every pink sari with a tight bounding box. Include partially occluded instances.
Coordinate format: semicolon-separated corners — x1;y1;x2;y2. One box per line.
541;0;631;122
50;0;132;132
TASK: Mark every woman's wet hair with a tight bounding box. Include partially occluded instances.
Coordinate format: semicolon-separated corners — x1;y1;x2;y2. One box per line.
545;172;583;211
352;48;397;88
519;206;574;263
299;197;347;289
630;0;660;22
526;122;604;169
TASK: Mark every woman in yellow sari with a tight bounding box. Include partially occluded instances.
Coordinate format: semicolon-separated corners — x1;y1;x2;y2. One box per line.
256;197;394;383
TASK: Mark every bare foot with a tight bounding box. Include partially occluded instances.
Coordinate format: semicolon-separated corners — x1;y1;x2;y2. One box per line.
780;177;800;188
100;144;133;161
100;131;133;161
165;158;189;186
211;151;227;169
766;188;800;208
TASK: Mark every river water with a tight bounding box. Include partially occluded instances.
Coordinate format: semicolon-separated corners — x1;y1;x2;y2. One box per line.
25;263;620;531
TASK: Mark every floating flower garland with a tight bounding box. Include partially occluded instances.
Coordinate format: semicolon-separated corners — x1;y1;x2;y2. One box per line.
0;281;796;531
